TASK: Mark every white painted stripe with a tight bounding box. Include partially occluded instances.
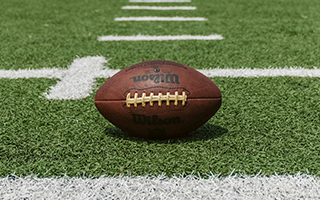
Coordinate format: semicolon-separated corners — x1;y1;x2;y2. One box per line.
42;56;113;100
197;67;320;77
0;56;119;100
98;34;224;41
1;173;320;199
122;6;196;10
114;17;207;21
1;56;320;100
2;66;318;80
129;0;191;2
0;68;66;79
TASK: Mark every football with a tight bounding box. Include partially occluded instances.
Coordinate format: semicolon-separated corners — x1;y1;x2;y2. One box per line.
95;60;222;139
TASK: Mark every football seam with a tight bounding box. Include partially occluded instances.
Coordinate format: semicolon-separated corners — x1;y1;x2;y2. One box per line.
122;86;191;97
95;97;221;101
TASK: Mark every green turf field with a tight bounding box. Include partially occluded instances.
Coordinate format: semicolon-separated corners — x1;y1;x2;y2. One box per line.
1;0;320;178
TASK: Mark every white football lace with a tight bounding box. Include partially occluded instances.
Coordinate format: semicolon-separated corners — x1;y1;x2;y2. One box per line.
126;91;187;107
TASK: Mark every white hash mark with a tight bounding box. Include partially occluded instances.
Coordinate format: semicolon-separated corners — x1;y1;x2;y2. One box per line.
98;34;224;41
114;17;207;21
121;6;197;10
129;0;191;2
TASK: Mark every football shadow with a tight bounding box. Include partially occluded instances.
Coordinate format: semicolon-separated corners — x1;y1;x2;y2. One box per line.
104;123;228;143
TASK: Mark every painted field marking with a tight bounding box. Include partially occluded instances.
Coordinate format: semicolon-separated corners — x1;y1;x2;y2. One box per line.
114;17;207;21
197;67;320;77
121;6;196;10
1;56;320;100
129;0;191;2
1;173;320;199
0;56;117;100
98;34;224;41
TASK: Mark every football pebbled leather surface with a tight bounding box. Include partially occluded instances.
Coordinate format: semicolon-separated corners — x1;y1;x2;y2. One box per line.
95;60;221;139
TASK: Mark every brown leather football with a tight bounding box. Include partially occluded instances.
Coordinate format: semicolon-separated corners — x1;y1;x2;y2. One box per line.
95;60;221;139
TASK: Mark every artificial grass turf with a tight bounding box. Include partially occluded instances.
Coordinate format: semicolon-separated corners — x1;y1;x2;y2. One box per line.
1;0;320;179
1;77;319;178
1;0;320;70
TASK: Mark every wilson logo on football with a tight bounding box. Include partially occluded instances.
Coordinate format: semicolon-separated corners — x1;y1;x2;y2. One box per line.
132;114;181;125
126;91;187;108
130;74;180;84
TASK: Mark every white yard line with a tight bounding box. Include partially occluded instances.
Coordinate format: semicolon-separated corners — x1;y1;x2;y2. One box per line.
1;56;320;100
0;173;319;199
98;34;224;41
114;17;207;21
121;6;196;10
197;67;320;77
129;0;191;2
0;56;116;100
41;57;112;100
0;68;67;79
